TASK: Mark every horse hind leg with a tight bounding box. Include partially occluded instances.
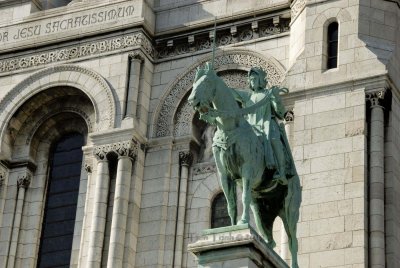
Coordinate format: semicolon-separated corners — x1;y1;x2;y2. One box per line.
251;199;277;249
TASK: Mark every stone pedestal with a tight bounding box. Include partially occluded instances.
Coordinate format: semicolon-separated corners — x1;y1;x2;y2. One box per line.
188;224;289;268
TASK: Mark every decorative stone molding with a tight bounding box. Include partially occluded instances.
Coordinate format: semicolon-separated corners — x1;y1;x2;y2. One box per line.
0;31;153;74
173;101;194;137
94;139;139;160
25;106;93;145
179;151;193;167
193;164;217;175
155;17;290;60
291;0;306;21
153;48;286;138
284;109;294;122
0;64;117;153
17;174;31;189
366;90;386;107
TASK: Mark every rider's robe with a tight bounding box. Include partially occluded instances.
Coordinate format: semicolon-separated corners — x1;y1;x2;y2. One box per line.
233;87;297;179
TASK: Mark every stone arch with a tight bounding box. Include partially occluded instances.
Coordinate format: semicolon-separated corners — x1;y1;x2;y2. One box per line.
152;48;286;138
0;65;116;159
187;172;221;231
312;7;352;29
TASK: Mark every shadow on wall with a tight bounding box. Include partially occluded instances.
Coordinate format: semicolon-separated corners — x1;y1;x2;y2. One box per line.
31;0;73;12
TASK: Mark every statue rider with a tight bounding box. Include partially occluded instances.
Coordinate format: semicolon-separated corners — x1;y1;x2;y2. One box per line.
232;67;295;185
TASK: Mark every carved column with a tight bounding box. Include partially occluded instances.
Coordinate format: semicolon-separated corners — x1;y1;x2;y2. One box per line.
77;160;93;268
281;109;294;263
125;52;143;118
107;141;138;268
173;151;193;268
7;173;31;268
87;148;110;268
366;90;386;268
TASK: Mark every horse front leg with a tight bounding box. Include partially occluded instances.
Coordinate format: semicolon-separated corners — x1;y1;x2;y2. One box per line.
238;174;251;225
214;147;237;225
220;174;237;225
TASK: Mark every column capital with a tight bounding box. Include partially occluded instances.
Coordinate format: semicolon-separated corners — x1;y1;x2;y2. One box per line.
94;139;139;160
128;51;144;63
17;174;31;189
366;90;386;108
284;109;294;122
179;151;193;167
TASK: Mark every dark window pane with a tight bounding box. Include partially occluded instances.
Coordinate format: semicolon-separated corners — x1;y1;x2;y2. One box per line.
37;133;84;268
211;193;231;228
327;22;339;69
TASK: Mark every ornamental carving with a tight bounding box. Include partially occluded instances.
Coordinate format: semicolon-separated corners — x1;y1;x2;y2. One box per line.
179;151;193;167
155;49;285;137
366;90;386;107
193;164;217;175
17;174;31;189
291;0;307;20
285;109;294;122
0;65;116;149
156;17;290;60
94;139;139;160
0;32;153;74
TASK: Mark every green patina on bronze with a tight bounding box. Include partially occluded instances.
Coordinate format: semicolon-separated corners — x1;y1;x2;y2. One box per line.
188;62;302;268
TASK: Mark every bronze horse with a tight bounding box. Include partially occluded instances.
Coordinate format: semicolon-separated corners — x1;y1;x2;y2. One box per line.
188;63;301;268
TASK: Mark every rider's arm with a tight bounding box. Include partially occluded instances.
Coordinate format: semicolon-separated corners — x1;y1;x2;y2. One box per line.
231;89;250;104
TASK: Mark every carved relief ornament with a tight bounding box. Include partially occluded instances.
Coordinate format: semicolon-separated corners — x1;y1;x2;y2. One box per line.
17;173;31;189
366;90;386;107
154;49;286;138
94;139;139;160
291;0;307;20
179;151;193;167
0;32;153;74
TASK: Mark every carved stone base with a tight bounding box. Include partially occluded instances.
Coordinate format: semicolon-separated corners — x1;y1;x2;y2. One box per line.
188;224;289;268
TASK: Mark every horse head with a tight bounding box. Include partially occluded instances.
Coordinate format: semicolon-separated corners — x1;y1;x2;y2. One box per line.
188;62;217;114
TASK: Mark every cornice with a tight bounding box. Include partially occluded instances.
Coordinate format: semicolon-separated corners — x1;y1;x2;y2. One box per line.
0;30;154;76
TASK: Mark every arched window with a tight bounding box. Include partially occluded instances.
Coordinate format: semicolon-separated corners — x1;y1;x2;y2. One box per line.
37;133;84;268
211;192;231;228
327;22;339;69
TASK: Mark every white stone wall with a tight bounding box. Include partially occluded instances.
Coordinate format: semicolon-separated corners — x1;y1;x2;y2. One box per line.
385;94;400;267
293;88;367;267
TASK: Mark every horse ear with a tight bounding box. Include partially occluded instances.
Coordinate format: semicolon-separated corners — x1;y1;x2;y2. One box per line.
194;67;201;82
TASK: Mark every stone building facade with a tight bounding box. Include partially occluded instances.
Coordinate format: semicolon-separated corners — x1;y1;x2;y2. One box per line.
0;0;398;267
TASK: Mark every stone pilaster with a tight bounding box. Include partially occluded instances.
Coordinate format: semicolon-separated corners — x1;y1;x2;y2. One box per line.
87;147;110;268
107;140;137;268
173;151;193;267
366;90;386;268
125;52;144;119
7;173;31;268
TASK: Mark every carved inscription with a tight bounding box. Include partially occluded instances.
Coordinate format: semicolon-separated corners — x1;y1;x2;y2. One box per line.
0;3;136;44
